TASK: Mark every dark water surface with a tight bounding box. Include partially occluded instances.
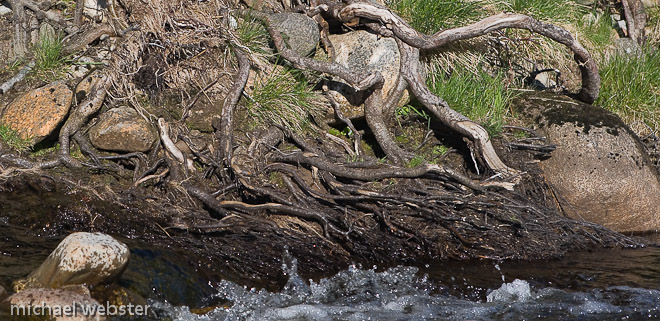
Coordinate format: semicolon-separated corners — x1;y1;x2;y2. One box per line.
2;190;660;320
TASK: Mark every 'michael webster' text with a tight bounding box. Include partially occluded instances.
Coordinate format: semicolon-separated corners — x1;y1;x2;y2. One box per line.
11;302;150;317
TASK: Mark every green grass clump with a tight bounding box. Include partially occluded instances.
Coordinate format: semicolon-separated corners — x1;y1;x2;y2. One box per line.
387;0;486;33
597;47;660;132
236;14;271;55
496;0;584;23
577;10;614;50
246;68;323;132
647;7;660;46
34;34;65;71
0;124;31;153
427;66;517;135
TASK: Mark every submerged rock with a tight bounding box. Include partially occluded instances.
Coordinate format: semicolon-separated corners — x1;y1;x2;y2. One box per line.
88;107;157;152
14;232;129;291
3;288;105;321
270;12;319;57
325;30;408;119
0;81;73;145
515;93;660;232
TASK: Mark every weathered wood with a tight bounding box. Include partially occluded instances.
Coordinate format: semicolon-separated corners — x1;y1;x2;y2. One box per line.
397;39;520;181
330;3;600;104
0;61;35;95
215;47;250;166
622;0;647;44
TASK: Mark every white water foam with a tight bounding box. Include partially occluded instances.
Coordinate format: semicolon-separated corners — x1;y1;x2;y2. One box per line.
149;261;660;321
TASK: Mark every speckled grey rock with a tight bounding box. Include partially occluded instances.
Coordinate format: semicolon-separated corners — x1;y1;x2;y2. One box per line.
89;107;157;152
325;30;408;119
270;12;319;57
14;232;129;291
515;93;660;232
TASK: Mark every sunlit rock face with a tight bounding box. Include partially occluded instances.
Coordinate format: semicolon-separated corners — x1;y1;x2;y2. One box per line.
515;93;660;233
14;232;130;291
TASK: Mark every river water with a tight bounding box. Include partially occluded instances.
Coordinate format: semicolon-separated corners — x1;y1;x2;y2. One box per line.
146;245;660;321
2;191;660;320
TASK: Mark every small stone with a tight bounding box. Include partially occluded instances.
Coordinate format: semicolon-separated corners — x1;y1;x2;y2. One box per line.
325;30;409;119
533;71;557;89
14;232;129;291
5;288;106;321
83;0;105;20
1;81;73;145
88;107;157;152
270;12;320;57
614;38;641;56
0;5;11;16
617;19;628;36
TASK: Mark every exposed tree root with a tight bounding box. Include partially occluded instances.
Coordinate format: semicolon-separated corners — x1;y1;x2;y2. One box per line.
0;0;647;276
0;61;35;95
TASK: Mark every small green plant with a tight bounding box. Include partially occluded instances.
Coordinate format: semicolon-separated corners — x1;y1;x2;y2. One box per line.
407;155;425;168
387;0;486;33
647;7;660;46
597;47;660;132
32;144;60;157
236;14;271;55
34;33;65;70
577;10;614;50
497;0;584;23
245;67;323;132
513;130;530;139
395;104;431;130
432;144;449;157
427;66;517;135
0;124;31;153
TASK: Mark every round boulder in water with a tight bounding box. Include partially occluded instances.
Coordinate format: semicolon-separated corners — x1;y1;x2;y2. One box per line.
14;232;129;291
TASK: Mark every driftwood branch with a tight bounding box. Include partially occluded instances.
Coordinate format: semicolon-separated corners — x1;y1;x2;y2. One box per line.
622;0;647;44
215;47;250;166
0;61;35;95
331;3;600;104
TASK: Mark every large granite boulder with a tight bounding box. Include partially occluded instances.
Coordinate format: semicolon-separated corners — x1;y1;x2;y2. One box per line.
270;12;319;57
14;232;130;291
1;81;73;145
515;93;660;232
88;107;157;152
325;30;408;119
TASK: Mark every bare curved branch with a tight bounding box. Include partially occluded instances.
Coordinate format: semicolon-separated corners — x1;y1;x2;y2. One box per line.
332;4;600;103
